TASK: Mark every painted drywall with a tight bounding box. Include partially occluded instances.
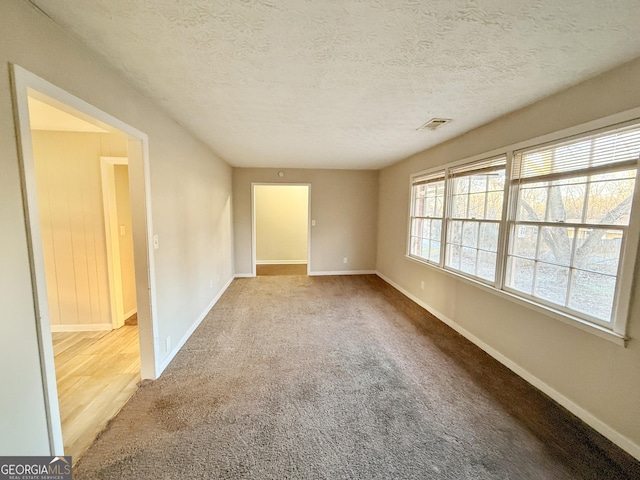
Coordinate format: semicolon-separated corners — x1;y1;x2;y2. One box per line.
234;169;378;275
28;96;108;133
114;164;136;317
31;130;127;330
0;0;233;455
377;57;640;458
255;185;308;264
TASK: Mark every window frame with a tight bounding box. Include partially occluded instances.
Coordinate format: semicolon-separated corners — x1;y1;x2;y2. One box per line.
406;113;640;344
505;123;640;330
443;155;508;286
408;171;446;266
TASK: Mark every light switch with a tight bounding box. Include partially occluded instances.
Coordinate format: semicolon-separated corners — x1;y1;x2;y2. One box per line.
153;234;159;249
311;220;316;227
119;225;126;236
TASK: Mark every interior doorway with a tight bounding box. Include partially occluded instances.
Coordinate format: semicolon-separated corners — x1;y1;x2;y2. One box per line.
28;94;139;462
252;184;310;276
11;65;159;458
101;156;138;329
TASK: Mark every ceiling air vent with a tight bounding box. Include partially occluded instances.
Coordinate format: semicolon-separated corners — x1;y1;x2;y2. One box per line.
417;118;451;131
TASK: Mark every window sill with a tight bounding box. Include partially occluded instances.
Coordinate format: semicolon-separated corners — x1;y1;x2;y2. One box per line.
404;254;628;347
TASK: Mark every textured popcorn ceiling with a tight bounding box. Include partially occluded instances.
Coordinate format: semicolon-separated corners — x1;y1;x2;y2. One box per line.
31;0;640;169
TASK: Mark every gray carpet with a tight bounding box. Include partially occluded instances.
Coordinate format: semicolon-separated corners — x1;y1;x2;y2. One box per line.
74;275;639;479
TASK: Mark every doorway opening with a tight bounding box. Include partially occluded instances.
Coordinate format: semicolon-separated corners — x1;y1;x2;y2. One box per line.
28;101;139;460
101;156;137;329
252;184;310;276
11;65;159;459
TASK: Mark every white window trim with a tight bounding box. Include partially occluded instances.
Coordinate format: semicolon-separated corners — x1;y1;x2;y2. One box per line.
405;253;627;346
408;171;446;266
406;107;640;346
443;154;507;285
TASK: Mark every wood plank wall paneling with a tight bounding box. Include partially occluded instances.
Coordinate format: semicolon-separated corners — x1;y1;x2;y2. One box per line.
31;131;129;328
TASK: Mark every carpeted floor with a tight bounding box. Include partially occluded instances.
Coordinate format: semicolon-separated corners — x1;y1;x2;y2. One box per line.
74;275;639;479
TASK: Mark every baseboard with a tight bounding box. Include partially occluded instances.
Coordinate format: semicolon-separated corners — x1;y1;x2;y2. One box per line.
256;260;307;265
375;271;640;461
236;270;376;277
124;308;137;319
308;270;376;276
50;323;112;332
158;276;234;374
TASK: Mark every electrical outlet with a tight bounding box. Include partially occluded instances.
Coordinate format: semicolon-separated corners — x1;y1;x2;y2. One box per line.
343;257;348;264
153;234;159;249
420;280;425;290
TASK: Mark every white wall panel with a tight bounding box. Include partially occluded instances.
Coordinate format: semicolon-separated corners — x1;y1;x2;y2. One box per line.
31;131;127;328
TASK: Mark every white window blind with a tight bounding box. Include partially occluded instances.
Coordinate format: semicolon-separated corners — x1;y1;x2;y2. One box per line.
412;171;445;187
450;155;507;178
512;124;640;182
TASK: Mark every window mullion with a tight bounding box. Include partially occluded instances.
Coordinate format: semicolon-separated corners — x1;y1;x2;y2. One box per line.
531;224;544;296
483;175;489;218
465;184;470;218
442;168;453;268
474;222;480;277
514;220;623;230
496;152;514;289
581;176;592;224
565;227;580;308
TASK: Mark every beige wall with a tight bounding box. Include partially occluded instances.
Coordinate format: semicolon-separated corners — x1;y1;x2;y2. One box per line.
234;169;378;275
255;185;308;263
377;57;640;457
114;164;136;316
31;130;127;330
0;0;233;455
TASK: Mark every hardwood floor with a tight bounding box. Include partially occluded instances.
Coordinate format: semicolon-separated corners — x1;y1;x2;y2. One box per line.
256;263;307;275
52;326;140;463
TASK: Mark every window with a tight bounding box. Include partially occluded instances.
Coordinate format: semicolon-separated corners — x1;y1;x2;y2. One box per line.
445;157;506;283
409;172;445;264
407;120;640;336
506;125;639;324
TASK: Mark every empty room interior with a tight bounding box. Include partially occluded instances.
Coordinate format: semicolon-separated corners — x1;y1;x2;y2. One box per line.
1;1;640;478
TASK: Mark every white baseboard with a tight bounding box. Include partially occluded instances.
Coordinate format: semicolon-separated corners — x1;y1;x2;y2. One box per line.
375;271;640;461
256;260;307;265
236;270;376;277
50;323;112;332
308;270;376;276
124;308;137;319
158;276;234;374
